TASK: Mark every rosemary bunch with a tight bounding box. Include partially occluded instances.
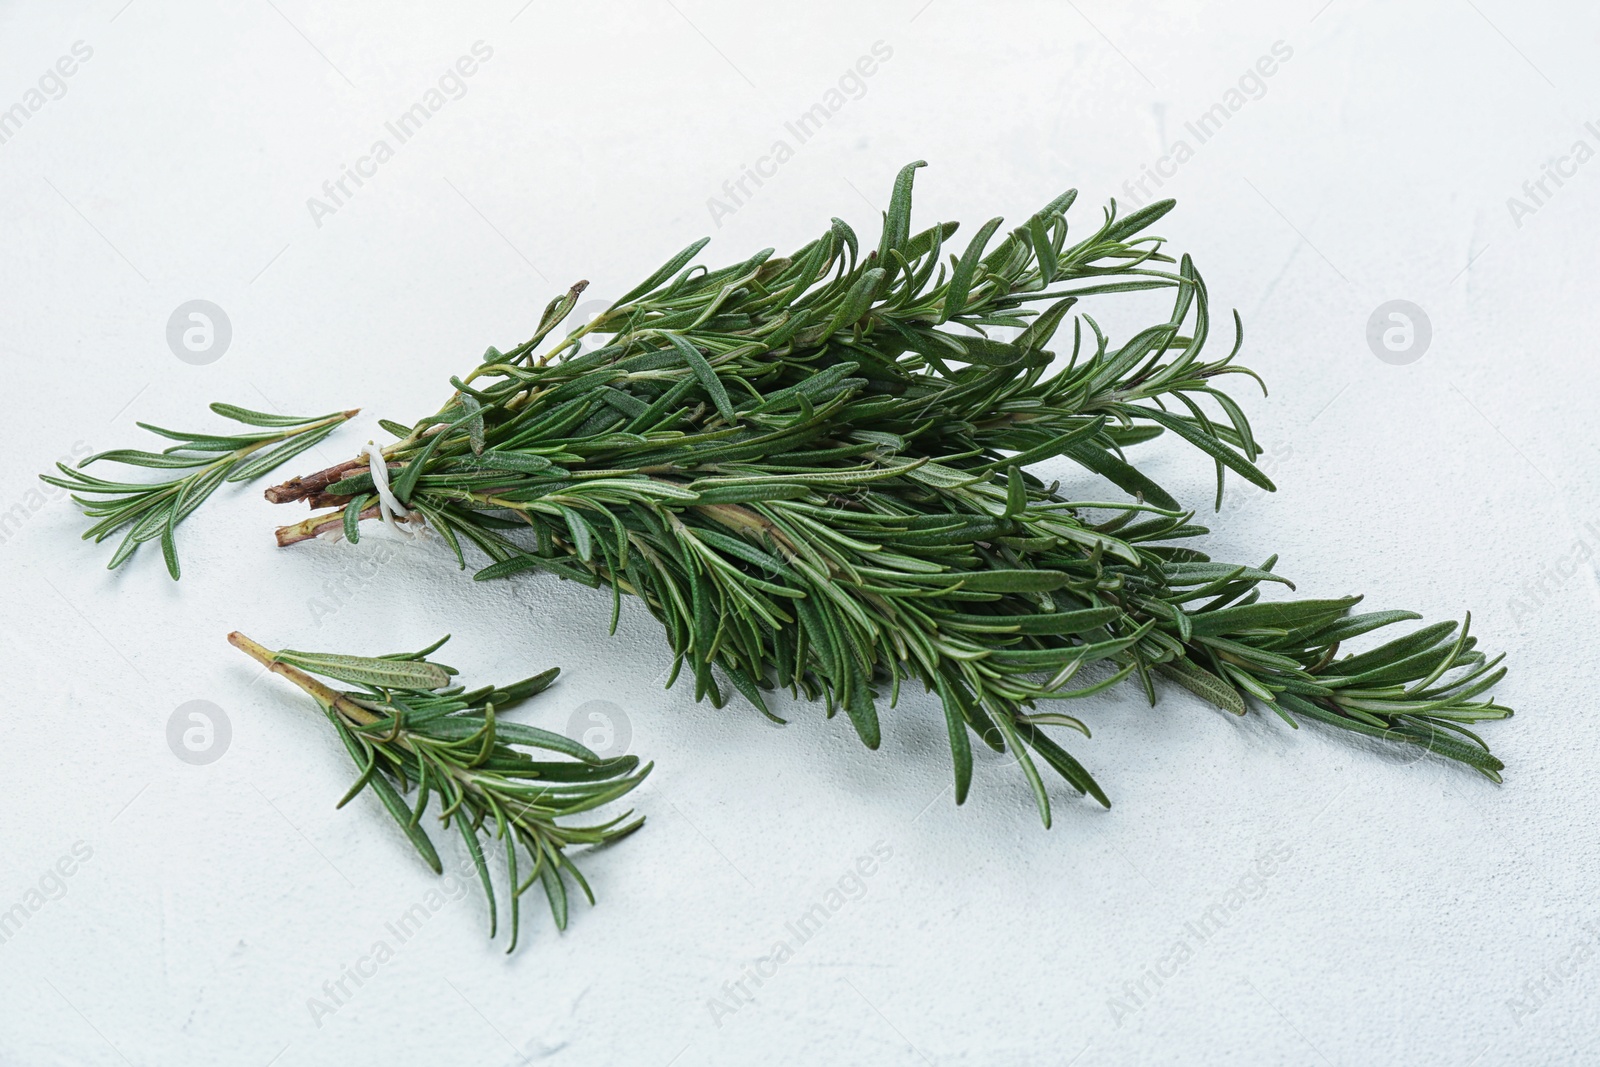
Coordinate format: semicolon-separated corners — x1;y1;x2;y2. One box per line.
231;632;649;949
42;403;356;579
269;162;1263;520
262;164;1511;822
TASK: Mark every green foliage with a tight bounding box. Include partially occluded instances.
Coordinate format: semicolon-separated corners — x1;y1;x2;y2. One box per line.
42;404;356;579
231;632;649;950
266;163;1512;824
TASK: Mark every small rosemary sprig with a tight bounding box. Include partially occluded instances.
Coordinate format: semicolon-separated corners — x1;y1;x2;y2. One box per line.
42;404;356;579
230;632;649;950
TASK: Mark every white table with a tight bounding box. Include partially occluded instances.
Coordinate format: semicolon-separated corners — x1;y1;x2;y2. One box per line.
2;1;1595;1063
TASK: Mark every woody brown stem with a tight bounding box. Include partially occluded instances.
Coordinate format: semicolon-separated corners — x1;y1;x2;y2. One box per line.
275;505;383;546
264;456;368;504
305;490;358;509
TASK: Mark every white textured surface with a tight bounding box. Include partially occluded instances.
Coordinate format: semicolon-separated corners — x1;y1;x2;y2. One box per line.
2;1;1598;1064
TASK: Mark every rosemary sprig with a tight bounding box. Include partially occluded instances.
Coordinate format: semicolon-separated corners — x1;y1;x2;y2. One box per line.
230;632;649;950
42;403;356;579
261;163;1512;823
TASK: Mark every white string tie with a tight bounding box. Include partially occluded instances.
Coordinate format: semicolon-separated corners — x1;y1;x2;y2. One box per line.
363;442;405;528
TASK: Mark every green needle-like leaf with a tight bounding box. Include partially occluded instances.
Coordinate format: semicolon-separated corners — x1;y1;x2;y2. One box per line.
232;632;649;950
43;406;357;578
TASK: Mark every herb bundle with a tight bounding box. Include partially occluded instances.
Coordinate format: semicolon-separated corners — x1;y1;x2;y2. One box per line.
43;404;356;579
230;632;649;949
261;162;1512;822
